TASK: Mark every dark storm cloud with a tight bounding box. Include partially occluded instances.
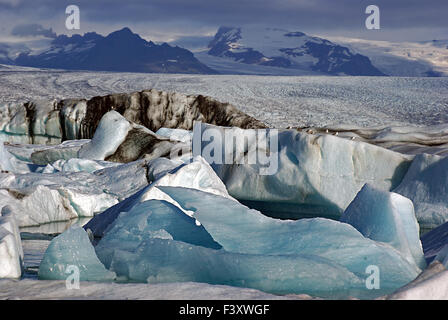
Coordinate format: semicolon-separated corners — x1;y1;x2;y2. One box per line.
1;0;447;40
11;23;56;38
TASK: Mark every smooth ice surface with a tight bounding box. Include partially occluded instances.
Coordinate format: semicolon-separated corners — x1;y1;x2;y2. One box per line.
78;111;131;160
195;123;411;219
38;226;115;281
0;279;300;300
393;153;448;228
100;237;364;298
85;156;233;237
340;184;426;270
0;210;23;278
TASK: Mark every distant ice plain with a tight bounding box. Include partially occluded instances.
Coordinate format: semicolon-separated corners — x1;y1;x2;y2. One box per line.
1;66;447;129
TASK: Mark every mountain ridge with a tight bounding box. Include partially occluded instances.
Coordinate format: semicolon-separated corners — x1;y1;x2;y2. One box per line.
206;26;386;76
10;27;216;74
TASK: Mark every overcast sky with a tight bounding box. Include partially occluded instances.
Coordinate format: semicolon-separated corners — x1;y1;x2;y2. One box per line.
0;0;447;43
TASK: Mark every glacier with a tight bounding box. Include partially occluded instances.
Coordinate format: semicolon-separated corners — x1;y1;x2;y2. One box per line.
2;70;446;129
0;74;447;300
0;89;265;147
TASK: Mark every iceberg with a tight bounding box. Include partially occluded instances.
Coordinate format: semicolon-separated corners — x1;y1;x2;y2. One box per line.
0;100;62;145
93;185;421;296
78;111;186;163
0;159;150;226
155;127;193;143
0;139;16;172
0;185;78;227
78;111;132;160
29;139;90;166
194;123;412;219
38;226;115;281
421;220;448;264
393;153;448;229
85;156;233;237
0;207;23;279
0;89;265;146
159;186;421;288
95;199;222;268
340;184;426;270
94;198;364;298
102;237;364;298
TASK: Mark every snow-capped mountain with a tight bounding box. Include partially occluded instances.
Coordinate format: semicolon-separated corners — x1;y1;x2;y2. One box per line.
6;28;216;74
206;26;385;76
327;37;448;77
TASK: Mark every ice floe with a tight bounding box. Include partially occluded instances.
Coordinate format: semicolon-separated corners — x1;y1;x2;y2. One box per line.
80;186;422;298
0;159;150;226
38;226;115;281
0;207;23;278
84;156;233;237
393;153;448;229
341;184;426;270
195;123;411;220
